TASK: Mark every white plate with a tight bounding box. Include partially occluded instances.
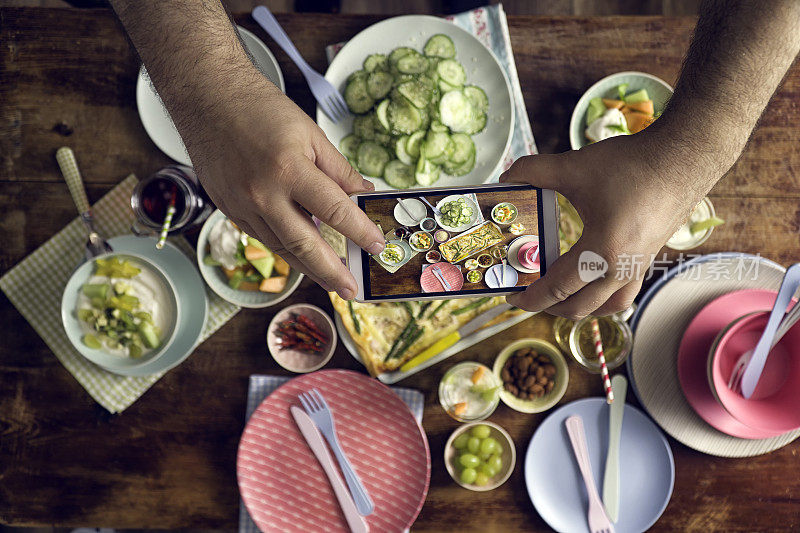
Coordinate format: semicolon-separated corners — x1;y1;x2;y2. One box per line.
435;194;480;232
136;26;285;166
317;15;514;190
394;198;427;226
335;310;534;384
630;256;800;457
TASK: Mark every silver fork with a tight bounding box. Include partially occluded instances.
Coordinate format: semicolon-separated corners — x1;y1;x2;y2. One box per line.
299;389;374;516
565;415;615;533
252;6;349;123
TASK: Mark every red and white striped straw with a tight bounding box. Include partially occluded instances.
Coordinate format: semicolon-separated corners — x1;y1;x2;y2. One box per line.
590;318;614;404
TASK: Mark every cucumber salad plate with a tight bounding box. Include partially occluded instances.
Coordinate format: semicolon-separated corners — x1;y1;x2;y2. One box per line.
318;15;514;191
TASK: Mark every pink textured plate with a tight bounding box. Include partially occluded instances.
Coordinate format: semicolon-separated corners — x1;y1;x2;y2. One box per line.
267;304;336;373
420;261;464;293
677;289;785;439
237;370;431;532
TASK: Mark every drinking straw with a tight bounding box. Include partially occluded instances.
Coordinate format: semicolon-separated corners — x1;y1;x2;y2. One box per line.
590;318;614;404
155;187;177;250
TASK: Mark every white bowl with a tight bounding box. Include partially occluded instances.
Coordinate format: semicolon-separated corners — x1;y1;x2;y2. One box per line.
569;71;673;151
61;252;180;373
317;15;514;190
196;210;304;308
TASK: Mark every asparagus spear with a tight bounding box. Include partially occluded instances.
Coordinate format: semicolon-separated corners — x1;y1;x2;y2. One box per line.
427;300;448;319
452;297;492;315
391;326;425;361
385;317;417;361
417;301;432;318
348;301;361;334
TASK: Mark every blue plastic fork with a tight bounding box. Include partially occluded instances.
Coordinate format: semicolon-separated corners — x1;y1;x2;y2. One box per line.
252;6;349;123
299;389;374;516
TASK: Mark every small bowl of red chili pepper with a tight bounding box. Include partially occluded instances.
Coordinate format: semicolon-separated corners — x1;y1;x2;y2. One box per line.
267;303;337;373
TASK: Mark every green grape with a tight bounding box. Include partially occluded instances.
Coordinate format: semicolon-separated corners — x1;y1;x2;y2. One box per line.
479;451;493;461
487;454;503;473
467;437;481;454
480;437;499;455
478;463;497;477
452;433;470;449
474;472;490;486
460;467;477;484
458;453;480;469
471;424;491;439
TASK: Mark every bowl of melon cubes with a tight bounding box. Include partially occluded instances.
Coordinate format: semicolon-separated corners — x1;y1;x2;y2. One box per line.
569;71;674;150
196;210;304;308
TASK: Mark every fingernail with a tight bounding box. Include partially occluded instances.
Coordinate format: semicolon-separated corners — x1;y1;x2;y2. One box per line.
337;286;355;300
362;178;375;190
366;241;384;255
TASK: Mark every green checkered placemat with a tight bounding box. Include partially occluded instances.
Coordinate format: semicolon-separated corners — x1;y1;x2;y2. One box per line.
0;175;240;413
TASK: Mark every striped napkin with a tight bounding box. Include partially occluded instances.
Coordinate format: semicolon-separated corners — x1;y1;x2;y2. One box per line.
0;175;240;413
325;3;539;175
238;375;425;533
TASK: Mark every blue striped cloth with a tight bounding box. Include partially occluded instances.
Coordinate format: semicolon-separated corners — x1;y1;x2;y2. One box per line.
238;375;425;533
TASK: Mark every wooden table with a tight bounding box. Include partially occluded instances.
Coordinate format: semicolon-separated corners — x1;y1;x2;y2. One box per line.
2;8;800;531
365;190;540;297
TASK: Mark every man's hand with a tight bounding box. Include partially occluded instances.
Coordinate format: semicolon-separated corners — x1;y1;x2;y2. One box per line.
185;74;384;299
110;0;385;300
503;0;800;319
500;132;702;319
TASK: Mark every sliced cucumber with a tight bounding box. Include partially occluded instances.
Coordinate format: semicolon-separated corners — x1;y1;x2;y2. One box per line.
352;113;376;140
439;90;475;133
397;80;431;109
363;53;388;72
375;99;390;131
389;47;415;66
406;131;425;158
424;131;451;161
423;34;456;59
367;71;393;100
438;79;462;93
357;141;391;177
392;73;415;88
394;136;415;165
463;85;488;115
383;160;416;188
462;110;487;135
449;133;474;164
339;134;361;159
415;158;441;186
388;98;422;135
436;59;466;86
444;150;475;176
397;52;429;74
430;120;449;133
347;69;367;83
344;76;374;114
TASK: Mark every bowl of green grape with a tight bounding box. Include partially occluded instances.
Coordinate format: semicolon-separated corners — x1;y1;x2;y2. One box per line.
445;421;516;491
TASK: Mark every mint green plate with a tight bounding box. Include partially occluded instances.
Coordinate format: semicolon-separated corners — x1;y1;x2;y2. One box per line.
196;210;304;308
61;235;207;377
569;71;673;150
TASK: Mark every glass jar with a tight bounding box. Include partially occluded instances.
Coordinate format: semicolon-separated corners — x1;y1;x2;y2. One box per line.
567;315;632;373
130;165;213;236
438;361;500;422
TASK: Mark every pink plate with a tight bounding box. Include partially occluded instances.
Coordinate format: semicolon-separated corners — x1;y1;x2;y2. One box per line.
677;289;786;439
237;369;431;532
420;261;464;293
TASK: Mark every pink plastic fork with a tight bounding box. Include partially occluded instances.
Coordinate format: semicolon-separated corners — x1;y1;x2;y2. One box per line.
566;415;615;533
252;6;349;123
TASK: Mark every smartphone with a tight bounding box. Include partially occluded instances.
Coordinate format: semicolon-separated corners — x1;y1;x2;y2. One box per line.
346;183;559;302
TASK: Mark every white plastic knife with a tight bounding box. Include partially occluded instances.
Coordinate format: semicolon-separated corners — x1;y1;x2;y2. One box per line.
602;374;627;523
291;406;369;533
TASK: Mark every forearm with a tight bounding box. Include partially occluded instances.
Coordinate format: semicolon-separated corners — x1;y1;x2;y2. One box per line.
651;0;800;193
110;0;275;141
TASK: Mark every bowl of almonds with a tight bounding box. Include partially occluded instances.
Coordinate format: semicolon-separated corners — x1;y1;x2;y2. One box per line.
492;339;569;413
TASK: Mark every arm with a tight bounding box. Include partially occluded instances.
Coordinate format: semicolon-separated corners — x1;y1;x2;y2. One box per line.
502;0;800;318
110;0;384;300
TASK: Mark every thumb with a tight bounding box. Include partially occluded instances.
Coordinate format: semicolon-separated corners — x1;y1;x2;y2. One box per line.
498;153;573;195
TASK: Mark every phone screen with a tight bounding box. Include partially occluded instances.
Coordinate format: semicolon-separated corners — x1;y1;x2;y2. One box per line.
356;184;546;300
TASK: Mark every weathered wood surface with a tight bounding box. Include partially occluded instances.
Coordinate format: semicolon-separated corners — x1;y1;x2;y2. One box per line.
2;8;800;531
